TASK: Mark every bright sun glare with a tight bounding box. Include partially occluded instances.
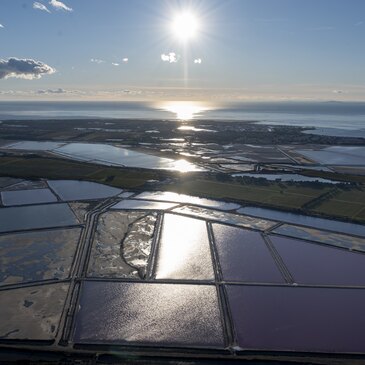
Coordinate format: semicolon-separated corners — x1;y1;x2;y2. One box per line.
172;12;199;41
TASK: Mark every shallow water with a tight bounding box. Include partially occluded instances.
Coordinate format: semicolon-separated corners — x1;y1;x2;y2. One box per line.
270;235;365;286
155;214;214;280
1;188;58;206
48;180;122;201
54;142;204;172
6;141;65;151
0;283;69;341
226;285;365;353
0;203;78;233
213;224;284;283
273;224;365;252
0;228;81;285
238;206;365;236
297;146;365;165
112;199;177;210
73;281;224;347
134;191;240;210
173;205;276;231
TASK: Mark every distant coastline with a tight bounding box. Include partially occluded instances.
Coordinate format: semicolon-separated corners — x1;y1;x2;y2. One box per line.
0;101;364;137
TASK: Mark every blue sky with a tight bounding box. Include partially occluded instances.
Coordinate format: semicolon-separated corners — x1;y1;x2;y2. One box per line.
0;0;364;101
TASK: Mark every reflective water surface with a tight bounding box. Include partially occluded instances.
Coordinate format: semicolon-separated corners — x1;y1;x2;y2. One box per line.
226;285;365;353
135;191;240;210
297;146;365;165
54;142;203;171
273;224;365;252
155;214;214;280
238;206;365;236
270;235;365;286
1;188;58;206
73;281;225;348
173;205;276;231
112;199;177;210
213;224;284;283
47;180;122;201
0;203;78;233
0;228;81;285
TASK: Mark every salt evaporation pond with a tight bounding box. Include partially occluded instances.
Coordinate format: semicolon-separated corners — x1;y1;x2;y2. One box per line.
0;203;78;233
134;191;240;210
297;146;365;165
54;143;203;171
112;199;177;210
47;180;122;201
1;188;58;206
5;141;204;172
238;206;365;236
6;141;65;151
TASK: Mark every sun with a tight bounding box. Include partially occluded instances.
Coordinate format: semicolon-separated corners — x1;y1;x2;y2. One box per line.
171;11;199;42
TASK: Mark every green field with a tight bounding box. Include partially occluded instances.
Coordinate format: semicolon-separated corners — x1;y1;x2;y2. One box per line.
310;187;365;222
1;155;364;223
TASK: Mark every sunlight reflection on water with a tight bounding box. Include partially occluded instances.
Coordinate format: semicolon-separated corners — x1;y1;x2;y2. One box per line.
158;101;213;120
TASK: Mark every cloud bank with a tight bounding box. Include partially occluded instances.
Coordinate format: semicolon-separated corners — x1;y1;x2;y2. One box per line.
0;58;56;80
49;0;72;12
161;52;178;63
33;2;51;13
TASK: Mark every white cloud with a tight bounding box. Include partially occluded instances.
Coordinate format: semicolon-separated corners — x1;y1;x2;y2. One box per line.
37;88;66;94
332;90;347;94
33;2;51;13
0;24;4;28
355;21;364;27
122;58;129;63
112;62;120;66
49;0;72;12
90;58;104;64
0;58;56;80
161;52;178;63
194;58;202;64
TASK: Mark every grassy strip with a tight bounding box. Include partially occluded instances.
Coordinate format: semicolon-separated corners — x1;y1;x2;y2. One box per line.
0;155;163;189
1;155;364;224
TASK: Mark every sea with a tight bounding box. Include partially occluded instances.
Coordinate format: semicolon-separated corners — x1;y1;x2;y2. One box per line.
0;101;364;137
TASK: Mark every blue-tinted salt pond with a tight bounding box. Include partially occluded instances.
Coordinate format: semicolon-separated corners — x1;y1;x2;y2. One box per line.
226;285;365;353
135;191;240;210
238;206;365;236
0;203;78;233
73;281;224;348
297;146;365;165
233;173;340;184
270;235;365;286
1;188;58;206
47;180;122;201
213;224;284;283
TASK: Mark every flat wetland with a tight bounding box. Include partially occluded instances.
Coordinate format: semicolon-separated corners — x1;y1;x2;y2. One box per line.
0;118;364;224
